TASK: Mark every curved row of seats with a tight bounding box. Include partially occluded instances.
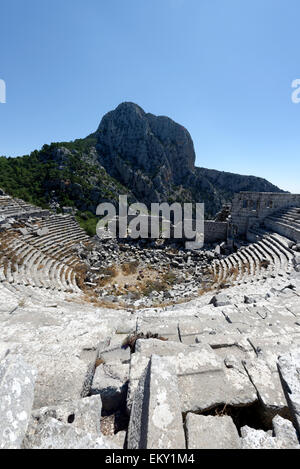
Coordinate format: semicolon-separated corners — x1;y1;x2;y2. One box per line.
21;215;89;261
0;195;40;218
0;236;82;294
210;230;294;286
0;211;92;297
263;207;300;244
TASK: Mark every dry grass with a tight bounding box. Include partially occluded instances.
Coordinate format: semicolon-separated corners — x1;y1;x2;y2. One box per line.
95;357;105;368
198;284;215;296
214;404;229;417
79;292;128;310
18;298;26;307
228;265;239;280
259;259;270;269
163;271;177;285
97;265;118;286
72;263;88;290
241;262;251;274
140;279;168;297
121;261;139;275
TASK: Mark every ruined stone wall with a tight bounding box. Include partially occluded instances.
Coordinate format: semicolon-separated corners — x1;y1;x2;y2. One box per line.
231;192;300;236
204;221;227;244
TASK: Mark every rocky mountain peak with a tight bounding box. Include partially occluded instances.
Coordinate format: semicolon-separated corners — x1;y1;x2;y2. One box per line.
95;102;196;190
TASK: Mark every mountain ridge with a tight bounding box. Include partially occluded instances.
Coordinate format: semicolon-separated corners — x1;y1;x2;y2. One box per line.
0;102;284;233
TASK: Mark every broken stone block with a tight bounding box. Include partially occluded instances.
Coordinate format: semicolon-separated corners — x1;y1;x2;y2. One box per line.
18;227;28;236
210;293;232;307
195;332;247;349
127;355;186;449
178;316;231;345
241;416;300;449
185;414;241;449
106;430;126;449
127;341;225;411
0;354;36;449
36;227;49;236
136;318;180;341
127;354;151;411
98;346;130;364
22;417;119;449
32;353;91;409
240;426;278;449
30;395;102;435
272;415;299;449
178;363;256;414
127;340;257;414
134;337;187;356
0;342;18;361
115;320;137;334
277;349;300;434
243;359;288;424
91;363;129;412
244;294;265;304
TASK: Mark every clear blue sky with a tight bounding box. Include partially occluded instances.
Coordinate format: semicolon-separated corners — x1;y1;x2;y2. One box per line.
1;0;300;192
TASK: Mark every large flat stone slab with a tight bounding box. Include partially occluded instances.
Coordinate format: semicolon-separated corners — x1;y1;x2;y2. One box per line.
272;415;300;449
136;318;180;341
22;417;118;449
30;395;102;435
0;354;36;449
241;415;300;449
278;349;300;434
243;359;288;424
185;414;241;449
240;426;278;449
91;363;129;412
127;355;185;449
128;340;257;413
178;316;230;345
98;346;130;365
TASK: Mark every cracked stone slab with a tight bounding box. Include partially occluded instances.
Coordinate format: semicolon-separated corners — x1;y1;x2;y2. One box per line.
196;335;255;362
98;346;130;364
0;342;18;361
178;316;231;345
30;352;91;409
221;308;261;328
127;340;224;410
248;334;296;358
115;319;137;334
91;363;129;412
0;354;37;449
136;318;180;341
287;303;300;317
243;359;288;423
185;414;241;449
127;355;185;449
134;337;189;356
241;416;300;449
210;293;232;307
240;426;278;449
278;349;300;434
128;340;257;413
22;417;119;449
195;332;250;350
272;415;300;449
178;360;257;413
29;395;102;435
